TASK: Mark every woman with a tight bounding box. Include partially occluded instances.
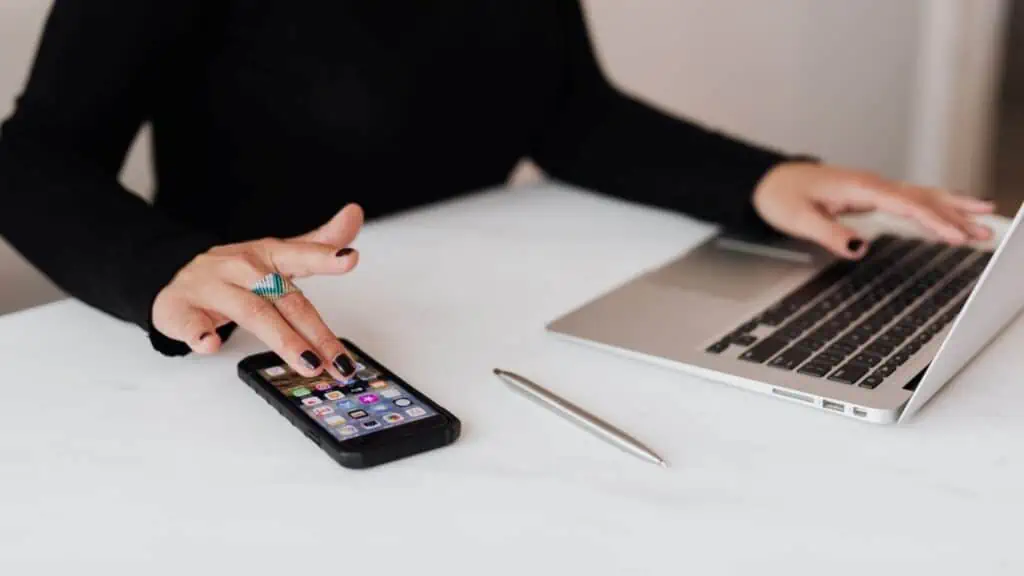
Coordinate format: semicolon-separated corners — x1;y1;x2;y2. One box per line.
0;1;993;381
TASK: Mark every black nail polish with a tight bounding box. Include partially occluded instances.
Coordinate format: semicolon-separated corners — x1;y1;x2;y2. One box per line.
199;332;213;341
847;239;864;253
336;248;355;258
333;354;356;376
300;351;322;371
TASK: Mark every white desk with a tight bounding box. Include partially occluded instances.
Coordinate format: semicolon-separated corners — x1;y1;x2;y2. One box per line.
1;184;1022;574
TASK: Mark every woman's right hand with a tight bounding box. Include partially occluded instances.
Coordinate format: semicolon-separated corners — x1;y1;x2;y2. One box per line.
152;204;364;380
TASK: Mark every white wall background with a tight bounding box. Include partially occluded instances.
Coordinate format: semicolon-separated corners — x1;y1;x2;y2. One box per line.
586;0;923;179
0;0;66;314
0;0;1004;315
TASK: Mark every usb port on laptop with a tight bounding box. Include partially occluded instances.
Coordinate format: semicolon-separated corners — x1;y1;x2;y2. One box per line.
822;400;845;413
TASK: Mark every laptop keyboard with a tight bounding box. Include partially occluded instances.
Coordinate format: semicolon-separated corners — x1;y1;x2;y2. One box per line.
705;235;992;389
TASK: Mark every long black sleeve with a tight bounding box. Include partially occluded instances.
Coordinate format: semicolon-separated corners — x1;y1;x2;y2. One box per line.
1;0;803;357
0;1;219;339
530;0;793;235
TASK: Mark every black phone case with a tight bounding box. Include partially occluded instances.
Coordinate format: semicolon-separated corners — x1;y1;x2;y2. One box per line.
237;339;460;469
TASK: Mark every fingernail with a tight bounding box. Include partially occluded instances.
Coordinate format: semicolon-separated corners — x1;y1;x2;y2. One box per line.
847;238;865;253
336;248;355;258
300;351;322;371
199;332;213;341
333;354;356;376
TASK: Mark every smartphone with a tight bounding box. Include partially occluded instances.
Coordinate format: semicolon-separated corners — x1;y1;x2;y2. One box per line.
238;339;460;469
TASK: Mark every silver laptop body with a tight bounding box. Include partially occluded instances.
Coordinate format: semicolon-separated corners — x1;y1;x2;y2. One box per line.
547;204;1024;424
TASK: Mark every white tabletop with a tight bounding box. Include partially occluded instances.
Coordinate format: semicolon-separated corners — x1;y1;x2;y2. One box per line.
1;184;1022;574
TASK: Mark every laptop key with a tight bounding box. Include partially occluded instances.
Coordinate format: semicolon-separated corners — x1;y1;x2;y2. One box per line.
852;352;882;367
860;374;884;389
736;320;759;333
797;363;832;377
731;333;758;347
813;351;843;366
865;341;894;356
839;332;869;347
829;340;858;355
828;364;870;385
768;347;813;370
777;324;806;341
796;337;827;351
877;363;898;377
706;340;731;354
739;337;789;364
889;324;914;339
880;329;907;345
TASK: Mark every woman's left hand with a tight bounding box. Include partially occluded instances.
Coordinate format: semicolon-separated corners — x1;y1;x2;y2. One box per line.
752;162;995;259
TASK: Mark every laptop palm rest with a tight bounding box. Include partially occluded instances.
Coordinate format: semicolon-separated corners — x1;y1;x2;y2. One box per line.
644;237;818;303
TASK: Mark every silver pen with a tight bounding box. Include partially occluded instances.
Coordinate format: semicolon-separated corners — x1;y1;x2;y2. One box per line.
493;369;669;468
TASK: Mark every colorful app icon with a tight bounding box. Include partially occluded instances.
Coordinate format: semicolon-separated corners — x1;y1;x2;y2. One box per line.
311;406;334;416
393;398;412;407
405;407;426;418
383;413;404;424
369;380;388;389
380;389;401;399
339;425;358;436
290;387;311;398
348;409;369;419
357;369;380;381
324;391;344;401
314;382;332;392
324;415;346;426
372;405;388;412
336;400;355;410
361;420;380;429
347;385;367;395
358;394;379;405
302;397;322;406
264;366;287;377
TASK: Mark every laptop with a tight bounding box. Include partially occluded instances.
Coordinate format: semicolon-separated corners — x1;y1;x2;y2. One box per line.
547;203;1024;423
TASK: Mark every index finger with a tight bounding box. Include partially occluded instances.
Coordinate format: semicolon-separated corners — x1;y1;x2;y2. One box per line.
867;189;969;244
198;282;326;377
263;240;360;279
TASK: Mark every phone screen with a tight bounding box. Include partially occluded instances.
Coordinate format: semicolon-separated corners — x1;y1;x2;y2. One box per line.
259;350;437;441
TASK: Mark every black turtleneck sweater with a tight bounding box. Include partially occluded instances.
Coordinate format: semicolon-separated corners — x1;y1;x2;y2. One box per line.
0;0;793;353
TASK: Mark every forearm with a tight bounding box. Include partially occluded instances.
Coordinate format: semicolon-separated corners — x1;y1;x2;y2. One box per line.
0;133;218;336
536;83;792;233
529;0;799;235
0;0;225;353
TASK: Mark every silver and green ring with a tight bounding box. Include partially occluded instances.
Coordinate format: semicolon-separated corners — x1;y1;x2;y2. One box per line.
250;272;300;302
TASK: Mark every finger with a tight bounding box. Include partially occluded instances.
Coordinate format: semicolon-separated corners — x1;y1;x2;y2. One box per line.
197;282;326;377
273;292;356;381
785;205;867;259
263;240;359;279
870;192;969;244
946;194;996;213
209;311;232;327
205;255;351;376
292;203;364;248
152;295;222;354
932;202;992;241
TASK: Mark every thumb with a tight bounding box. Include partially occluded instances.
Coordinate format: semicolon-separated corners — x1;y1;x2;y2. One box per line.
292;203;364;247
787;206;868;259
